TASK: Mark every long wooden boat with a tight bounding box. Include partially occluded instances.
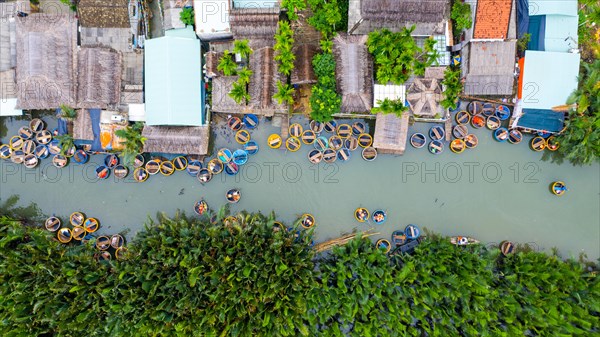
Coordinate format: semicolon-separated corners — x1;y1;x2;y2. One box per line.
450;236;480;245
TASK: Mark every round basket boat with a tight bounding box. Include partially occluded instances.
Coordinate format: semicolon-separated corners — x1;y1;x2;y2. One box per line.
72;226;86;241
471;114;485;128
500;241;515;256
530;136;546;151
96;165;110;179
51;128;59;136
114;165;129;179
486;115;501;130
354;208;369;223
197;168;213;183
428;140;444;154
467;101;483;115
57;228;73;243
134;154;145;168
35;130;52;145
228;116;242;131
372;210;386;224
244;141;259;155
495;105;511;120
268;134;282;149
465;134;479;148
235;129;251;144
115;247;128;260
18;126;33;140
546;136;559;151
308;149;323;164
345;136;359;151
208;158;224;174
0;144;12;159
301;213;315;229
455;110;471;125
95;251;112;262
172;156;188;171
84;218;99;233
96;236;111;250
289;123;303;138
243;114;259;129
81;234;94;245
30;118;45;133
391;230;407;246
133;167;149;182
482;102;495;116
209;214;219;225
194;199;208;215
48;139;61;155
352;121;366;135
551;181;567;196
11;150;25;164
410;133;427;148
286;136;301;152
45;216;61;232
272;221;284;232
23;154;38;168
405;224;421;240
52;154;68;168
508;129;523;144
452;125;468;139
187;160;202;176
22;139;36;155
310;120;324;134
111;234;125;249
429;125;445;141
104;154;119;169
358;133;373;148
70;211;85;226
232;149;248;165
225;162;239;175
337;148;351;162
450;139;466;153
301;130;316;144
9;136;23;150
493;127;509;142
362;146;377;161
226;189;241;203
314;136;329;151
337;124;352;138
34;144;49;159
324;120;337;133
73;149;89;164
160;160;175;176
323;148;337;163
329;135;343;150
63;146;76;158
217;148;233;163
376;239;391;253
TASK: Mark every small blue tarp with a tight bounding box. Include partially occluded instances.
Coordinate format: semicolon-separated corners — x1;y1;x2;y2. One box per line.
88;109;102;152
527;15;546;51
517;108;564;133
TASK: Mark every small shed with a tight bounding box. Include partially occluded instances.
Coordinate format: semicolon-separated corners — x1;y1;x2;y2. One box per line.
333;34;374;114
142;126;209;155
462;40;516;96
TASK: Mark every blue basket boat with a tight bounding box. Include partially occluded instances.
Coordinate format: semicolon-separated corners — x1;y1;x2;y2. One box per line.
391;230;408;246
104;154;119;168
187;160;202;176
405;224;420;240
96;165;110;179
493;127;509;142
34;144;49;159
232;149;248;165
324;120;337;133
372;210;387;224
429;125;445;140
244;141;259;155
243;114;259;129
410;133;426;148
225;162;239;175
508;129;522;144
495;105;511;120
337;148;351;161
314;136;329;151
73;149;89;164
352;121;365;135
218;148;233;163
429;140;444;154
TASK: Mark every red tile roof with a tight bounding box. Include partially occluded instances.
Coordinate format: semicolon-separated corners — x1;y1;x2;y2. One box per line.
473;0;513;39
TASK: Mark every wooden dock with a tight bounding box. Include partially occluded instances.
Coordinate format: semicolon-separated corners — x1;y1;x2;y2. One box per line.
280;114;290;140
445;118;452;142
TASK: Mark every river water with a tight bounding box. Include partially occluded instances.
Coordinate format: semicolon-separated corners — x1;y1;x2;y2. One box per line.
1;114;599;260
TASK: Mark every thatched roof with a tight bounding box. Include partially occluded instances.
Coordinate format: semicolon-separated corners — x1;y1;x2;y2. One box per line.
230;8;279;50
77;0;130;28
333;34;373;114
373;112;409;155
205;51;223;78
142;125;209;155
73;109;94;141
15;14;77;109
291;44;318;85
248;47;286;113
211;76;246;113
406;78;444;117
463;40;516;96
1;70;17;100
349;0;449;35
77;47;122;109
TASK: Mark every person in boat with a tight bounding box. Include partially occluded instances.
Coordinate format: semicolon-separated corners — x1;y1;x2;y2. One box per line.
195;202;207;214
374;213;384;222
303;217;313;227
555;184;566;195
458;236;468;245
356;209;368;221
227;190;241;202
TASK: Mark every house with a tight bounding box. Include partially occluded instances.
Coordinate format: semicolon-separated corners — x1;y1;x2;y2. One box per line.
333;34;374;114
372;84;409;155
462;0;517;96
230;6;279;50
0;1;28;116
406;78;444;119
193;0;232;41
512;0;580;133
76;47;122;109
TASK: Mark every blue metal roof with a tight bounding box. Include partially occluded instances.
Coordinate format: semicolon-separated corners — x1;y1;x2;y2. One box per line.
517;108;565;133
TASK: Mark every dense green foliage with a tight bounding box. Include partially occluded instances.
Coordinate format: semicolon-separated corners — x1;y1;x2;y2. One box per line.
441;66;463;110
274;21;296;77
217;50;237;76
367;28;439;85
219;42;254;105
307;0;343;37
54;134;75;156
282;0;307;21
578;0;600;62
517;33;531;55
371;98;408;117
451;1;473;31
179;7;195;26
2;215;599;336
233;39;253;63
115;122;146;167
274;81;296;105
546;60;600;165
58;104;77;122
310;53;341;122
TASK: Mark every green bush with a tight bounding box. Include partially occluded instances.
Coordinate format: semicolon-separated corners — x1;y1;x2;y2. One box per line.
371;98;408;117
310;53;341;122
451;1;473;31
307;0;342;37
180;7;194;26
274;21;296;77
282;0;307;21
440;66;463;110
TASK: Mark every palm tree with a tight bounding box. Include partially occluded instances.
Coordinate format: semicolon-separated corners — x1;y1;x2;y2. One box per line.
237;67;253;85
273;81;295;105
58;104;77;135
233;39;253;63
115;122;146;167
229;81;250;105
217;50;237;76
55;134;74;156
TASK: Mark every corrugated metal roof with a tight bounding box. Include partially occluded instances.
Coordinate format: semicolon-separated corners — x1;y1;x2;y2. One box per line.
464;40;516;95
528;0;577;16
543;15;578;52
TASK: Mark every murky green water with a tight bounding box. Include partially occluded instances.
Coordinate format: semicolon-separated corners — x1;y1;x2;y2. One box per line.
1;114;599;260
